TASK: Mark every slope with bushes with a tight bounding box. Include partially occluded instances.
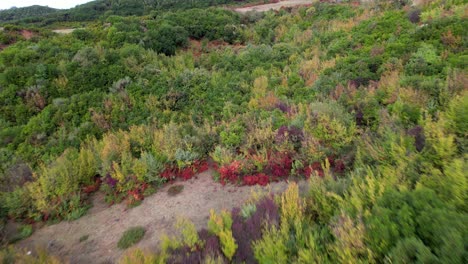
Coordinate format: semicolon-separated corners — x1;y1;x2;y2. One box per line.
0;0;260;26
0;0;467;262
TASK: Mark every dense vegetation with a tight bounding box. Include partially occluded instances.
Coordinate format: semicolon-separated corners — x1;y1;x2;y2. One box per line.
0;0;467;262
0;6;59;23
0;0;259;25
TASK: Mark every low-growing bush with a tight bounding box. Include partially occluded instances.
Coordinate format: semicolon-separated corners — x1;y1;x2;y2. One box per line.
9;224;33;243
1;186;34;220
79;234;89;243
118;226;146;249
167;185;184;196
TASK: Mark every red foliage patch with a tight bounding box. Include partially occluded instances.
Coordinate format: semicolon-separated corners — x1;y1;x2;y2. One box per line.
219;160;241;185
333;159;346;173
127;182;148;203
161;160;210;181
243;173;270;186
267;152;293;178
302;162;324;178
212;150;347;186
180;167;195;180
161;167;177;181
302;156;346;178
82;177;102;194
193;160;209;173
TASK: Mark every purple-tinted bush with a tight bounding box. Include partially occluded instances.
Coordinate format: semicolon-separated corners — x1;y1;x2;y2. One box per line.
166;228;225;263
198;228;211;241
199;229;224;260
253;197;279;227
276;126;304;149
275;101;291;114
231;197;280;263
167;246;201;264
408;126;425;152
408;9;421;24
355;108;364;126
104;173;117;188
232;215;253;262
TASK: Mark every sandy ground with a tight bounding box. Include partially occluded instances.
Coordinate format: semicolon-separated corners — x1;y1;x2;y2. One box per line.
234;0;314;13
52;29;78;34
17;170;308;264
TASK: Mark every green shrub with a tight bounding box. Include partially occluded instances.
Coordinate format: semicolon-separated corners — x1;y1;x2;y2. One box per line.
405;44;443;76
253;227;287;263
208;209;237;260
220;122;246;148
175;218;199;250
444;93;468;137
240;203;257;219
118;226;146;249
387;237;438;263
145;24;188;56
59;194;90;221
37;148;88;199
133;152;165;185
9;224;33;243
1;187;34;220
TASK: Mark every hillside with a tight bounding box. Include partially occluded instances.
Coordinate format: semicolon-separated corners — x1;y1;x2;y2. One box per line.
0;5;59;23
0;0;467;263
0;0;259;25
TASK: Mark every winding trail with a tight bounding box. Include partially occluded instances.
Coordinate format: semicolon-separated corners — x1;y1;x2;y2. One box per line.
52;28;79;34
17;170;308;264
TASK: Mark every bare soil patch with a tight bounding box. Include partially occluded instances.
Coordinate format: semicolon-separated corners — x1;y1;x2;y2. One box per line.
20;30;34;40
52;28;78;34
186;39;245;59
16;170;308;264
234;0;314;13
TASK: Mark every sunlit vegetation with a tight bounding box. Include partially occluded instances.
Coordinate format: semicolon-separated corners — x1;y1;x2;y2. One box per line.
0;0;467;262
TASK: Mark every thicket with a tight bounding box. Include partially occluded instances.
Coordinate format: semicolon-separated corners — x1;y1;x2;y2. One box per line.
0;0;260;25
0;0;466;262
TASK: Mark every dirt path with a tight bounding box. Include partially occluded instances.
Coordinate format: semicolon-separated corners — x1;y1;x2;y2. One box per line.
234;0;314;13
17;170;308;263
52;28;79;34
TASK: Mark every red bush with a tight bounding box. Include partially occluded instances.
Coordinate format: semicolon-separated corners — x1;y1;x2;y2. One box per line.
180;167;195;180
303;162;324;178
161;166;176;181
267;152;292;178
219;160;241;185
303;166;312;179
311;161;322;171
243;175;255;186
333;159;346;173
243;173;270;186
160;160;210;182
193;160;209;173
82;177;102;194
127;182;148;203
